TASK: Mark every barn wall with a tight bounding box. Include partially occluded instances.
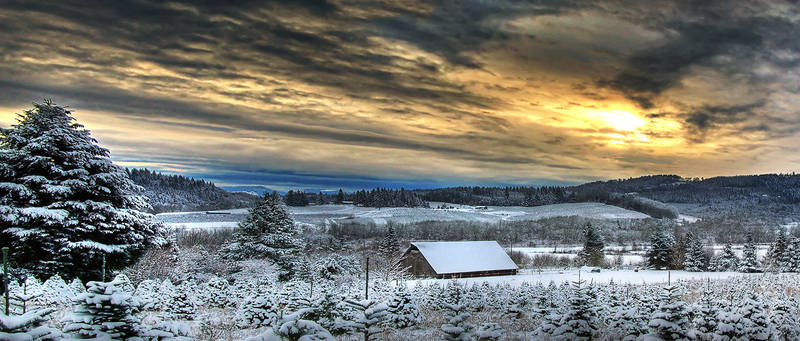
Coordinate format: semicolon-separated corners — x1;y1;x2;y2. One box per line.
400;249;437;278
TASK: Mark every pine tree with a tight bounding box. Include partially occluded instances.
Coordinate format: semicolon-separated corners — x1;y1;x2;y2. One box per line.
769;295;800;340
378;224;400;260
344;299;388;341
0;101;165;279
387;284;422;329
689;287;717;341
0;307;61;340
739;234;762;273
737;292;770;341
166;283;197;320
551;280;598;341
646;229;675;269
646;285;690;341
577;222;604;267
683;231;706;271
440;283;473;341
714;301;746;340
766;227;788;271
200;276;232;308
474;322;504;341
64;279;141;339
237;295;279;329
223;193;304;280
781;238;800;272
713;243;739;271
335;189;344;204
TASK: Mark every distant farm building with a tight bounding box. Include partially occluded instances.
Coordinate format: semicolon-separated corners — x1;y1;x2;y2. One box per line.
400;241;518;278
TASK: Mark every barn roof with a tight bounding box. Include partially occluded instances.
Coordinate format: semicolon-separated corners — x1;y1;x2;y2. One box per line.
409;241;518;275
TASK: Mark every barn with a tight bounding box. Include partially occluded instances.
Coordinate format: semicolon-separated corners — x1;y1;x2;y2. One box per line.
400;241;518;278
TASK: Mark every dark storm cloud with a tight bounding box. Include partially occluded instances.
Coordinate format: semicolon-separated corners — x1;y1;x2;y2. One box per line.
600;22;763;109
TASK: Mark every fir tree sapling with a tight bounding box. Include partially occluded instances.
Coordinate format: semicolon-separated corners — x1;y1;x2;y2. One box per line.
440;283;473;341
645;285;690;341
550;280;598;341
344;299;388;341
737;291;770;341
689;287;718;341
64;279;141;339
237;295;279;329
0;307;61;340
386;284;422;329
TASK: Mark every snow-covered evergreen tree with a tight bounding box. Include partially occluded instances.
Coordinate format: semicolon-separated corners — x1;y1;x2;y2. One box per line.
474;322;504;341
0;307;61;340
550;280;598;341
386;284;422;329
0;101;165;278
769;295;800;340
689;287;717;341
781;238;800;272
737;291;770;340
378;224;400;260
237;295;280;329
713;243;739;271
223;193;304;280
646;229;674;269
683;231;706;271
577;222;604;267
344;299;388;341
64;279;141;339
165;283;197;320
738;234;762;273
766;227;788;271
646;285;690;341
440;283;473;341
40;274;73;307
200;276;232;308
714;299;747;341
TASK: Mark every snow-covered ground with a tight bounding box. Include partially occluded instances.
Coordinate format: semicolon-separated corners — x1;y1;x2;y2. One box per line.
156;202;651;228
407;268;751;288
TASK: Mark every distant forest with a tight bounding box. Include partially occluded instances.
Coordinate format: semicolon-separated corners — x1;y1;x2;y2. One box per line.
410;174;800;220
127;168;259;213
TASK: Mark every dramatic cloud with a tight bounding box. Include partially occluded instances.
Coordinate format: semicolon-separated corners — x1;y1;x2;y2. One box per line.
1;0;799;189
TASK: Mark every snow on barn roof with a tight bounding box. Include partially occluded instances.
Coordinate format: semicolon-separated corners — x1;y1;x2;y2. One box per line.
409;241;518;275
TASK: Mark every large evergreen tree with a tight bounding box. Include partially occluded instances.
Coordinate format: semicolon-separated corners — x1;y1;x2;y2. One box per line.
683;231;706;271
223;193;304;280
739;234;762;273
646;229;675;269
0;101;164;278
577;222;604;267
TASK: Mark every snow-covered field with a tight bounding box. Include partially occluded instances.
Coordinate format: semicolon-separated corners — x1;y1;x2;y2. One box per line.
156;202;651;228
408;268;750;288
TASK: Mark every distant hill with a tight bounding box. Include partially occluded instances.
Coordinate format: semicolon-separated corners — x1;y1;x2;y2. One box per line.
218;185;279;196
127;168;259;213
574;174;800;205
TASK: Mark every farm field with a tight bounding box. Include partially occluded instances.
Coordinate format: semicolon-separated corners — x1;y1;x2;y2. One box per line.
156;202;656;229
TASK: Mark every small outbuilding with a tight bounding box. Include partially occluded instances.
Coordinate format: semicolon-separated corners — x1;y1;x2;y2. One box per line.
400;241;518;278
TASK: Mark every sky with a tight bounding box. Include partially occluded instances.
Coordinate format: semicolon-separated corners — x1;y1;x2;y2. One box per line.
2;1;800;191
